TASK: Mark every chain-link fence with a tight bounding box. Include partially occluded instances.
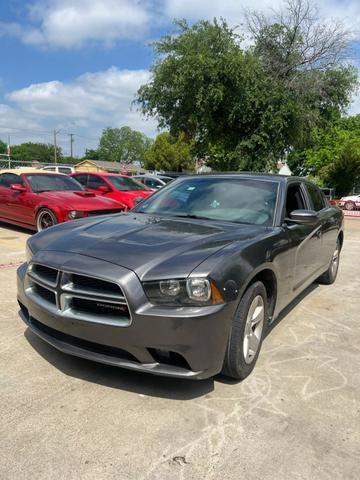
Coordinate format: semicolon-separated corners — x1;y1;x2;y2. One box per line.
0;159;74;170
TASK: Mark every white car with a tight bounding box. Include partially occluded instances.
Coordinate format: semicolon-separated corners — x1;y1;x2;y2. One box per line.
41;165;75;174
338;194;360;210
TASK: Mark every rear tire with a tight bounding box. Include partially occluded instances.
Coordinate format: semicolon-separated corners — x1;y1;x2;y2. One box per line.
36;208;58;231
222;281;268;380
317;238;340;285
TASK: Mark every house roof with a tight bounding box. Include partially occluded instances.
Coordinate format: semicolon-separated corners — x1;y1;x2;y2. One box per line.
75;160;146;172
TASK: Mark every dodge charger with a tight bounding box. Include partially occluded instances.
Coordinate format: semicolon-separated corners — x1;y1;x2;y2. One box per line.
17;174;343;380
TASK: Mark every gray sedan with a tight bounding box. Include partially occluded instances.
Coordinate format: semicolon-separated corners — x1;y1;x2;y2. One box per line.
17;174;343;380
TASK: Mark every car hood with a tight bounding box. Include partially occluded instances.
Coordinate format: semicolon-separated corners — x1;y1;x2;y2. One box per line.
30;213;265;280
36;190;123;209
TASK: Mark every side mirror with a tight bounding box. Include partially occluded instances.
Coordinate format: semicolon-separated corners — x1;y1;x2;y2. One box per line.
10;184;26;192
287;209;318;224
97;185;110;193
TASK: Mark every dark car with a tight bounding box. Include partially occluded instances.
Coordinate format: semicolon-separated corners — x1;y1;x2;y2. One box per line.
17;174;343;380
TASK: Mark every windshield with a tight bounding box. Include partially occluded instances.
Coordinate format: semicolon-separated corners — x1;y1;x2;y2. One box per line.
133;177;279;226
161;177;173;184
26;174;84;193
106;176;147;191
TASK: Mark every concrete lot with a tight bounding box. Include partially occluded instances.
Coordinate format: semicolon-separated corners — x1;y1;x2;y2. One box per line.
1;219;359;480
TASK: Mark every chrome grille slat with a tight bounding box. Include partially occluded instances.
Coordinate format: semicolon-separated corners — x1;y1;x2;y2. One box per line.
25;263;131;327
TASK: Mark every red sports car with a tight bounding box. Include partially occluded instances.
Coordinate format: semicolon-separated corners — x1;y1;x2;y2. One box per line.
0;169;126;231
71;172;153;209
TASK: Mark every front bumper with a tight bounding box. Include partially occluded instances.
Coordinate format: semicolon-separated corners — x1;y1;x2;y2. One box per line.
17;253;234;379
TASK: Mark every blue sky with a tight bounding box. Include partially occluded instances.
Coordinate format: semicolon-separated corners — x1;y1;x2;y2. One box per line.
0;0;359;156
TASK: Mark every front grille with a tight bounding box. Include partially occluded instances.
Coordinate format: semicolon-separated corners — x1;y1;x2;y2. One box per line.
26;264;131;326
88;209;124;217
32;284;56;306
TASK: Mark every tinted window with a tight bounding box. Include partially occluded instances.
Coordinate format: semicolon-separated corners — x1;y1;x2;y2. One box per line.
285;184;306;217
42;166;55;171
87;175;108;190
0;173;24;188
134;177;279;226
25;174;84;192
73;174;88;186
306;184;326;211
145;178;162;188
105;176;146;191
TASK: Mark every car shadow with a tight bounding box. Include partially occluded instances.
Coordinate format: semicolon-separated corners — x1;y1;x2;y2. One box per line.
0;221;34;235
24;329;214;400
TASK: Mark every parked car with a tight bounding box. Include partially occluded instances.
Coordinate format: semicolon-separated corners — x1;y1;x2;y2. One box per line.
41;165;75;174
0;169;126;231
71;172;152;209
338;194;360;211
133;174;173;190
18;174;343;380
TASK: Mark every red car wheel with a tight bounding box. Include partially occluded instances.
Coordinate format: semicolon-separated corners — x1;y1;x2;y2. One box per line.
36;208;58;231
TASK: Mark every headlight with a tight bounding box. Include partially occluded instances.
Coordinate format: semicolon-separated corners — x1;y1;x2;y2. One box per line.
67;210;85;219
143;278;224;306
26;242;34;263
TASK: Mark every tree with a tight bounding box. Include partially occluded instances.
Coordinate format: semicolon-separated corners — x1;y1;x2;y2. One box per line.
11;142;61;163
137;3;357;171
288;115;360;195
98;126;152;165
0;140;7;154
318;144;360;197
144;132;193;172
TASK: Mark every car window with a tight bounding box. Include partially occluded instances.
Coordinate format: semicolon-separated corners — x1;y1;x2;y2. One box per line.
285;183;307;217
87;175;109;190
42;166;55;171
0;173;24;188
306;183;326;211
72;174;88;186
105;176;147;191
59;167;72;174
134;177;279;226
145;178;161;188
25;174;84;192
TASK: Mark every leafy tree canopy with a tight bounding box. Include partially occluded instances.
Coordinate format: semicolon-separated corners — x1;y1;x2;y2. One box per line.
11;142;61;163
288;114;360;196
144;132;193;172
137;1;357;171
98;126;152;165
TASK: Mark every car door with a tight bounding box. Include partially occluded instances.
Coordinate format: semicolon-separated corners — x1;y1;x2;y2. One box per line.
85;174;111;194
304;182;337;270
0;173;34;224
283;181;323;293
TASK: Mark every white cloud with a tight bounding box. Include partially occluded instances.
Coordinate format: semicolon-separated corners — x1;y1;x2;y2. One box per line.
0;0;151;48
2;67;157;155
164;0;360;35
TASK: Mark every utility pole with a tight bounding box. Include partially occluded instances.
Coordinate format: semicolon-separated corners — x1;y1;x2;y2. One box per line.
7;134;11;168
68;133;74;159
53;129;61;163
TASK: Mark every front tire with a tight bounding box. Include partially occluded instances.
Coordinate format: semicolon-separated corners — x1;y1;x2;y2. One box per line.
222;281;268;380
344;201;355;211
36;208;58;231
317;238;340;285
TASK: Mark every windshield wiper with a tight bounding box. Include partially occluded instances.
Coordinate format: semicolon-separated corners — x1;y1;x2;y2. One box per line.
172;214;212;221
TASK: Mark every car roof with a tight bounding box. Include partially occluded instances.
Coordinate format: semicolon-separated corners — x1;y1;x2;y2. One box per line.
0;168;64;175
135;175;172;179
178;173;311;183
73;171;126;177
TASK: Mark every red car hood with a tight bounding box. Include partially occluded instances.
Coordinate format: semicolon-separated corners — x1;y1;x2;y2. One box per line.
36;190;123;210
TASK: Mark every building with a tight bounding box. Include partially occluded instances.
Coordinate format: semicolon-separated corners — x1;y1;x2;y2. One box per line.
74;160;146;175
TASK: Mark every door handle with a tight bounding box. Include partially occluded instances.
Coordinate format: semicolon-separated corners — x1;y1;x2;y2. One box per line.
316;230;322;239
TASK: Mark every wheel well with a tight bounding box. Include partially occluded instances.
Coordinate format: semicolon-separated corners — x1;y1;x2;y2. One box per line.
248;269;277;320
338;231;344;251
